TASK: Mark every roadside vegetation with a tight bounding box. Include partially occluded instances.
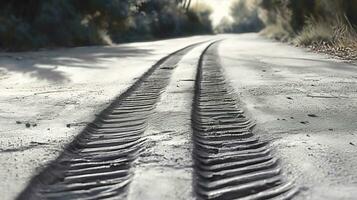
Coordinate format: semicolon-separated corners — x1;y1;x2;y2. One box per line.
0;0;212;51
221;0;357;60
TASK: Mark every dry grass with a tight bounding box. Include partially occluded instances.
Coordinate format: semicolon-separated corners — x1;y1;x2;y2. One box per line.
255;0;357;61
294;16;357;60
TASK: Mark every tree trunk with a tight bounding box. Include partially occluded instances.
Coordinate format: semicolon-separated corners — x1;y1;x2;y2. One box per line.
186;0;192;11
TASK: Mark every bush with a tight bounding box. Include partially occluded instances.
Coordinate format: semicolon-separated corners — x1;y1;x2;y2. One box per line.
0;0;213;51
256;0;356;42
255;0;357;58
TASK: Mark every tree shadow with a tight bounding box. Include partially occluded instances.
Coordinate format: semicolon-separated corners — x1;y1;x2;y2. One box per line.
0;45;154;83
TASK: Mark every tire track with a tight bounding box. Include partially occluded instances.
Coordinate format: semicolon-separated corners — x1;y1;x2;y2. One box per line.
126;43;210;200
192;42;298;200
17;43;201;200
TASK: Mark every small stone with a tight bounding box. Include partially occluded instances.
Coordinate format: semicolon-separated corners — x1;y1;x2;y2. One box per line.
16;121;22;124
287;97;293;100
308;114;318;118
350;142;355;146
66;124;71;128
25;123;31;128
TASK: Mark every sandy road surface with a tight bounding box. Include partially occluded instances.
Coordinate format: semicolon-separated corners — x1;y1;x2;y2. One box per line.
0;36;213;200
220;34;357;199
1;33;357;199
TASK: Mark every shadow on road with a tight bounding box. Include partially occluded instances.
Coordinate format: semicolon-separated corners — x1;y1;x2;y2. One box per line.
0;45;153;83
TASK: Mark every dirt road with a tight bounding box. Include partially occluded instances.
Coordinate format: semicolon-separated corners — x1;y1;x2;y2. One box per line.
1;34;357;199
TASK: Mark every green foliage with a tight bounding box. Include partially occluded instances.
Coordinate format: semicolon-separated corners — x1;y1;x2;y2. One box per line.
0;0;212;51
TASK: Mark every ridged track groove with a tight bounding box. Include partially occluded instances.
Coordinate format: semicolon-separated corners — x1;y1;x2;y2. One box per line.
192;42;298;200
17;43;201;200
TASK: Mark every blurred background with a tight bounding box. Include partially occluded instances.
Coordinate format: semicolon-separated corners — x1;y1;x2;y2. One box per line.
1;0;357;58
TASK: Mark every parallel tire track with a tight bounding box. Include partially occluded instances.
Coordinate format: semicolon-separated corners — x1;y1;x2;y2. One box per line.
17;43;201;200
192;42;298;200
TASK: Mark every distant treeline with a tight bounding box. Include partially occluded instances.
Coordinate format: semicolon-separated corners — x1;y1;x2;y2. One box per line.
0;0;212;50
215;0;264;33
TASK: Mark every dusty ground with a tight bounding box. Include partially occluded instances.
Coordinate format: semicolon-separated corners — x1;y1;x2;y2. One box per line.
305;43;357;64
0;33;356;199
219;34;357;199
